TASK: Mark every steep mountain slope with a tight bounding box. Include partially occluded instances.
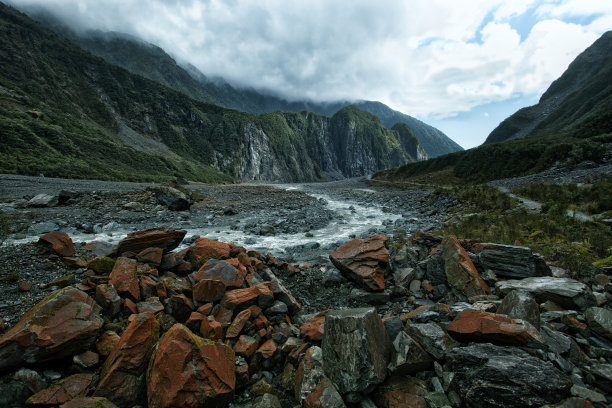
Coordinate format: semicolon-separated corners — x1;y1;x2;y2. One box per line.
485;31;612;144
21;8;461;158
0;2;424;183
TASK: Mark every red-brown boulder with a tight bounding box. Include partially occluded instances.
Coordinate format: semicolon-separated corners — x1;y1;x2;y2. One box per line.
226;309;251;339
372;375;429;408
329;235;389;292
447;310;545;348
233;335;259;358
193;259;245;289
136;247;163;266
114;227;186;256
96;331;121;357
441;236;491;298
147;324;235;408
109;257;140;301
187;238;231;266
37;231;75;257
27;373;94;406
221;282;274;311
60;397;119;408
0;287;102;372
300;310;332;342
193;278;227;303
94;313;159;408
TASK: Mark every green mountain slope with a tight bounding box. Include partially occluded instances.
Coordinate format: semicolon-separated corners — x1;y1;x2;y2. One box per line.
20;7;460;159
0;2;423;183
485;31;612;144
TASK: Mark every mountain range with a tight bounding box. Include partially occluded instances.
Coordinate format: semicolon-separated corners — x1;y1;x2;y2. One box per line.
0;2;436;183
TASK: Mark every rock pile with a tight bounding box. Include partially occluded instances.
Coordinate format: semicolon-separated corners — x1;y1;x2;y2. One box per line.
0;228;610;407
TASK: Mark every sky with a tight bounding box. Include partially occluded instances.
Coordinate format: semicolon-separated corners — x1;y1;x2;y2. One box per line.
8;0;612;148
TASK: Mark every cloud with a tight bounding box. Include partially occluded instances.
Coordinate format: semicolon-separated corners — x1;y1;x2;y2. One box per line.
6;0;611;124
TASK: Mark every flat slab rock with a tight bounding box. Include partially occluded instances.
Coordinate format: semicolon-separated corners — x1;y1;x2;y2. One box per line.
496;277;596;311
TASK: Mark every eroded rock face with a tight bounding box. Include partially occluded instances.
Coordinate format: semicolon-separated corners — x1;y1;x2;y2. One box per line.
0;287;102;372
441;236;491;298
114;227;186;256
446;343;572;407
147;324;235;408
447;310;545;348
496;277;596;311
94;313;160;408
329;235;390;292
322;307;391;396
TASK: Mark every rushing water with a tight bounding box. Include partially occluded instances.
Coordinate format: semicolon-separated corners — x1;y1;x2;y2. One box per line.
8;185;404;258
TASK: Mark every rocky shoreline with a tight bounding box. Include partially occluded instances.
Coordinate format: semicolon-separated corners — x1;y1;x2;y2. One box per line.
0;175;610;408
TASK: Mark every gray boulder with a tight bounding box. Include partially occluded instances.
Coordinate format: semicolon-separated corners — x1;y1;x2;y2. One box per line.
154;186;191;211
446;343;572;407
496;277;596;311
585;307;612;340
496;290;540;329
478;243;551;278
405;322;452;360
28;194;58;208
388;331;433;375
322;308;391;396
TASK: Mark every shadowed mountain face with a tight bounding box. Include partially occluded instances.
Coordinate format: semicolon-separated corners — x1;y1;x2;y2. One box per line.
0;2;429;183
22;7;462;158
485;31;612;145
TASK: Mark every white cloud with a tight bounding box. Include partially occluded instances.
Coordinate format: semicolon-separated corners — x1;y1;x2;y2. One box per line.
6;0;612;143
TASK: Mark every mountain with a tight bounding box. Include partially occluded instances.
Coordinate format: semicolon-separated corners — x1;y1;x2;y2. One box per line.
374;31;612;184
0;2;425;183
20;7;461;158
485;31;612;144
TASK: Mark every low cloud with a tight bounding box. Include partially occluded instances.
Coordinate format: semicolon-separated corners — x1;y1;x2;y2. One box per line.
7;0;611;120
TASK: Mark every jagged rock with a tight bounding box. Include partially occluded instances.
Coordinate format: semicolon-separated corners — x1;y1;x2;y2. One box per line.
372;375;429;408
295;346;344;407
383;316;404;343
441;236;491;298
540;326;571;355
260;268;302;315
166;294;194;323
94;284;121;317
220;282;274;311
496;290;540;329
109;257;140;301
93;313;159;408
329;235;390;292
192;278;227;303
96;331;121;357
303;377;346;408
36;231;75;257
73;350;99;369
446;343;572;407
234;335;259;358
393;267;416;292
405;322;452;360
570;385;606;403
87;257;115;275
226;309;251;338
447;310;545;348
541;398;595;408
193;259;245;288
300;310;331;342
187;238;232;266
154;185;191;210
477;243;551;278
0;287;102;372
496;277;596;311
135;247;163;266
253;393;283;408
59;397;119;408
147;324;235;408
114;227;186;255
388;331;433;375
322;307;391;396
28;193;58;207
584;307;612;340
589;363;612;395
26;373;94;406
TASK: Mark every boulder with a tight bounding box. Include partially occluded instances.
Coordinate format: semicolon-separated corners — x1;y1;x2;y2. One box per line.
96;331;121;357
36;231;75;257
135;247;163;266
59;397;119;408
193;279;227;303
26;373;94;406
441;236;490;298
496;290;540;329
193;259;245;288
303;377;346;408
295;346;343;406
477;243;551;278
585;307;612;340
226;309;251;339
405;323;452;360
541;398;595;408
446;343;572;407
94;284;121;317
0;287;102;372
154;185;191;211
114;227;186;256
300;310;332;342
109;257;140;301
447;310;545;348
28;193;57;207
147;324;235;408
93;313;159;408
372;375;429;408
329;235;390;292
187;238;231;266
496;277;596;311
322;307;391;396
233;335;259;358
260;268;302;315
220;282;274;311
166;294;194;323
388;331;433;375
